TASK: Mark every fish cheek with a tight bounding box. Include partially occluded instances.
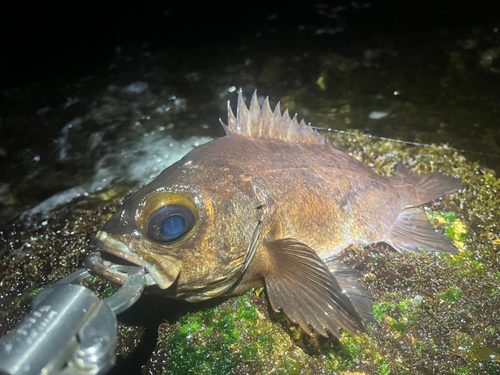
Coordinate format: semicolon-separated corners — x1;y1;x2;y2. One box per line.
126;236;182;289
166;202;225;289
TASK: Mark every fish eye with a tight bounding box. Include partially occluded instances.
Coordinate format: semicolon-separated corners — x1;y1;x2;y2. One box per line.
160;214;186;239
146;205;195;244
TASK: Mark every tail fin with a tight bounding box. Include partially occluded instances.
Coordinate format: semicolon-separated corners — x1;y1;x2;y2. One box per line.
390;162;462;208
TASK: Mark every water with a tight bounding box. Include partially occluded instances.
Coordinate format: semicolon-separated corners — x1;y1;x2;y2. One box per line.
24;81;212;218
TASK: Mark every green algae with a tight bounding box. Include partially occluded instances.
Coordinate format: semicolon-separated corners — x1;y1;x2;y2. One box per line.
442;286;464;305
372;297;424;338
158;292;312;374
100;283;120;299
278;359;301;375
428;211;468;248
378;362;391;375
167;346;235;375
79;274;120;300
151;289;395;374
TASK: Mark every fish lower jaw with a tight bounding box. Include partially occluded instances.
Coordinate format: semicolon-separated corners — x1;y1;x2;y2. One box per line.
85;251;157;287
94;230;164;287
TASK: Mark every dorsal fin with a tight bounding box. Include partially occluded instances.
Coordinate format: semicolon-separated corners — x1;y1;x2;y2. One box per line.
220;90;329;146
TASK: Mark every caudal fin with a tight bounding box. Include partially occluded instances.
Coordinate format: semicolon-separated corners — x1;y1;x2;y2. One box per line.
390;162;462;208
386;163;461;254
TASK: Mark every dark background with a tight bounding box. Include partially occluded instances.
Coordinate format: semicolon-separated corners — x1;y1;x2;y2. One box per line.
2;0;500;89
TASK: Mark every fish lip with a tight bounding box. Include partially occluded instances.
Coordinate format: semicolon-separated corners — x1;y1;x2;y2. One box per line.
93;230;173;289
95;230;144;266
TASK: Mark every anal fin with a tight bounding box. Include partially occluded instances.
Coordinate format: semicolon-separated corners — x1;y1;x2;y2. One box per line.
264;239;366;338
387;207;458;254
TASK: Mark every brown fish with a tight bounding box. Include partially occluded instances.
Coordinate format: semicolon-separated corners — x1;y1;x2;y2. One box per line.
91;91;461;337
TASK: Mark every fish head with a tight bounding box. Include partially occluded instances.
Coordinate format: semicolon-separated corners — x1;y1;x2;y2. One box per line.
93;141;259;301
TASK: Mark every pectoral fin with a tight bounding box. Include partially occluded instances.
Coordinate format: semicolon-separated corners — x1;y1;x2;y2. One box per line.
264;239;366;338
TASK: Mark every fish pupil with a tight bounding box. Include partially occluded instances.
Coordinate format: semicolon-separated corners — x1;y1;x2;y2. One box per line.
160;214;186;239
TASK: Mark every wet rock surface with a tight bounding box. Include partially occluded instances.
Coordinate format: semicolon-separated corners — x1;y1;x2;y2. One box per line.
1;2;500;374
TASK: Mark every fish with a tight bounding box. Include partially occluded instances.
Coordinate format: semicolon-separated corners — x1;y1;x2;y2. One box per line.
91;90;462;337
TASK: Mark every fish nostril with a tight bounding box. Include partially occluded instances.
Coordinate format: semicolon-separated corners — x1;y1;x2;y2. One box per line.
101;209;134;237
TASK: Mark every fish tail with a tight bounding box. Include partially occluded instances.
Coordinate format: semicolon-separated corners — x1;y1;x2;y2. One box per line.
390;162;462;208
385;163;462;254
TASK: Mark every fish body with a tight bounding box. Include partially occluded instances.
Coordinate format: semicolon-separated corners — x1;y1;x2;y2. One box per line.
93;91;461;337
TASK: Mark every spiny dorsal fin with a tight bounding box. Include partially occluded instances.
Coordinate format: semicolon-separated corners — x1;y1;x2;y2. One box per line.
220;90;329;146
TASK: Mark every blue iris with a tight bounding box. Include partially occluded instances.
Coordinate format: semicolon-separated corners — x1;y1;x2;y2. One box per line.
160;214;186;239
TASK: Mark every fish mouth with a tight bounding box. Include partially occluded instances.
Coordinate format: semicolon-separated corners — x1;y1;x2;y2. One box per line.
84;251;157;287
94;231;143;266
89;230;172;289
